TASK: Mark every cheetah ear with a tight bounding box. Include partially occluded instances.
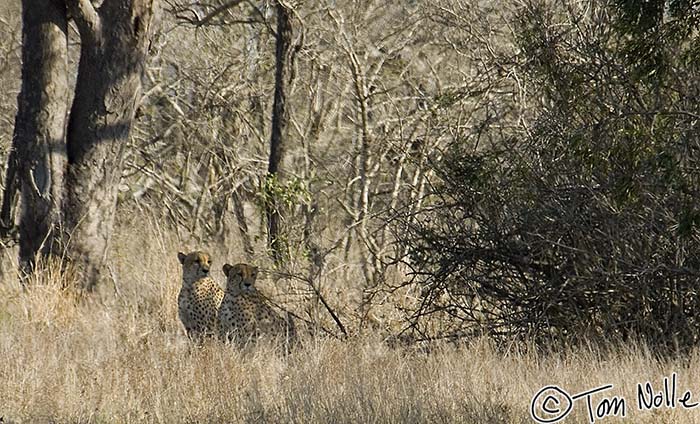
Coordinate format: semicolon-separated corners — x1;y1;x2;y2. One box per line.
222;263;233;277
177;252;186;265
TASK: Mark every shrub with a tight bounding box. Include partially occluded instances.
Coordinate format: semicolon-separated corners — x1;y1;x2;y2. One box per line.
398;0;700;350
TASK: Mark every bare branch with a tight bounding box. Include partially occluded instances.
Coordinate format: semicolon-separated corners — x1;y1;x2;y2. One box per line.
67;0;101;38
244;0;276;36
174;0;247;27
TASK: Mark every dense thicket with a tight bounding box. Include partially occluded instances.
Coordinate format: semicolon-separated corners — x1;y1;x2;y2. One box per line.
399;0;700;348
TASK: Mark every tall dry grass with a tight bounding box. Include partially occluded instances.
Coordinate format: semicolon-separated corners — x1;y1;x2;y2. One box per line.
1;219;700;423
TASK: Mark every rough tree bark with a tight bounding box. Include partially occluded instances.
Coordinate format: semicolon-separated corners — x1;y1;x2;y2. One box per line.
64;0;158;289
266;0;293;263
0;0;69;273
0;142;19;236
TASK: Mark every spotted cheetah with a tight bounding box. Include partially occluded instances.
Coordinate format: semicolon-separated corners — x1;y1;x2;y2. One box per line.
177;251;224;340
218;263;295;344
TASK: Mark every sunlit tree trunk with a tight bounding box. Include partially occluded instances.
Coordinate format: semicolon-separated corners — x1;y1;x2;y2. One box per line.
64;0;159;289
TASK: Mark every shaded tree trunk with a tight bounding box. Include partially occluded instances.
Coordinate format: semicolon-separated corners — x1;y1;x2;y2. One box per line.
1;0;69;274
64;0;158;289
0;144;19;236
266;1;293;262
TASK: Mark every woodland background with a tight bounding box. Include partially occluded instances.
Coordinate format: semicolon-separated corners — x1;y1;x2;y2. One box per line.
0;0;699;422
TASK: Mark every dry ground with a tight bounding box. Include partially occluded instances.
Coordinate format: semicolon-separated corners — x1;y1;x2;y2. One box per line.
1;222;700;423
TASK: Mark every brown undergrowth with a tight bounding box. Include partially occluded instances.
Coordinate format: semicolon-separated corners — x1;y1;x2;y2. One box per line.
1;222;699;423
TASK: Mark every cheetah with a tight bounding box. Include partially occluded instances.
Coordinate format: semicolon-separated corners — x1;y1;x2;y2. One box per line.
218;263;295;344
177;251;224;340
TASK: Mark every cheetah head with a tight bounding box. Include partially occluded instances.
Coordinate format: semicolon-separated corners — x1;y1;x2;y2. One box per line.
222;263;258;295
178;251;212;285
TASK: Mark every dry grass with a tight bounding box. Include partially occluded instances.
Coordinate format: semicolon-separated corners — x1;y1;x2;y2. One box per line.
2;222;700;423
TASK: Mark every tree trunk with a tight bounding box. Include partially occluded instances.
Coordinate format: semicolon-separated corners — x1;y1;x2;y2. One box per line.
346;45;374;286
245;1;266;135
232;189;255;259
64;0;158;290
2;0;69;273
266;1;293;263
0;145;19;236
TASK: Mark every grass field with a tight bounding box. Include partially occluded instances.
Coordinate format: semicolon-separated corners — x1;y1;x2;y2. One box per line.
1;223;699;423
